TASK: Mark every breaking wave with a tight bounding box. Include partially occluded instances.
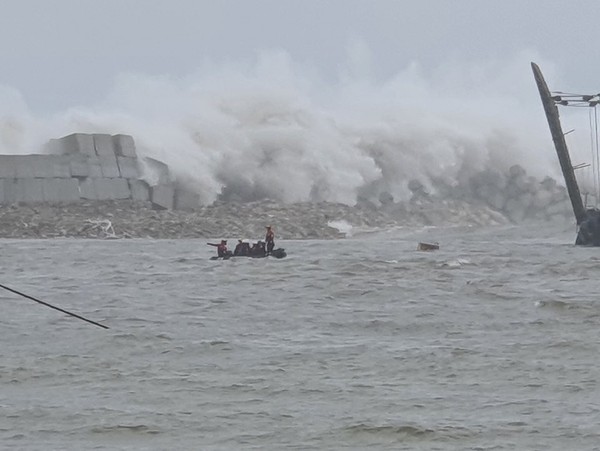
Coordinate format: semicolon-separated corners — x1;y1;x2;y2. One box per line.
0;49;592;206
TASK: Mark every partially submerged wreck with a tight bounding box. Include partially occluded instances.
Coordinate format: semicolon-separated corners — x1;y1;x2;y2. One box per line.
532;62;600;245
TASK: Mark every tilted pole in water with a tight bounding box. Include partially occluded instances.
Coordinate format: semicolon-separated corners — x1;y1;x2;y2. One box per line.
0;283;109;329
531;62;587;225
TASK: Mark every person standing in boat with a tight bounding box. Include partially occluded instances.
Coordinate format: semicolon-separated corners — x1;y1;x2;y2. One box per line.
207;239;228;257
265;225;275;255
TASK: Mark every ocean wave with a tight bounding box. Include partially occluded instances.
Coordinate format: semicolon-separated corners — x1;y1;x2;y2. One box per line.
343;422;435;438
337;422;476;443
89;424;161;435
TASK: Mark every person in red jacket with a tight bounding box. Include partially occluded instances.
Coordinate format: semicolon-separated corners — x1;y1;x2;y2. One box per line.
265;226;275;254
207;239;228;257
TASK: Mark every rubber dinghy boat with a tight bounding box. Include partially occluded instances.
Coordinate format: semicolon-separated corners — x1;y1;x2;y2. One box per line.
210;248;287;260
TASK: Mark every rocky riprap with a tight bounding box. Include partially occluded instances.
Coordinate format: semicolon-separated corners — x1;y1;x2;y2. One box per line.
0;159;580;239
0;192;572;240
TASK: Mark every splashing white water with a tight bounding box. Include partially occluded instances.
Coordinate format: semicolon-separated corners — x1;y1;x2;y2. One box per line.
0;50;589;205
327;220;354;237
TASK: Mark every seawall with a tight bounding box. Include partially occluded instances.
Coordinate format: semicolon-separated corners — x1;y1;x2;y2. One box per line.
0;133;199;210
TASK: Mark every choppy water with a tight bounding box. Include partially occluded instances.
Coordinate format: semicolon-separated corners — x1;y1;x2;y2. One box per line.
2;221;600;450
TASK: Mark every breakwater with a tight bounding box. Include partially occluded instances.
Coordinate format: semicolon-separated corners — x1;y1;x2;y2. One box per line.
0;133;199;210
0;132;578;240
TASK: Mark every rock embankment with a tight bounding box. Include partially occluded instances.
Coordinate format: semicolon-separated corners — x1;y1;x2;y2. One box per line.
0;194;573;240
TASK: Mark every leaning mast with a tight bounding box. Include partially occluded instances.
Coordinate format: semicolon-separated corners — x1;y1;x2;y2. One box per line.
531;62;587;225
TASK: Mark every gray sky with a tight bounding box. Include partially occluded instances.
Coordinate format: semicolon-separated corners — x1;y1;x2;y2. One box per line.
1;0;599;113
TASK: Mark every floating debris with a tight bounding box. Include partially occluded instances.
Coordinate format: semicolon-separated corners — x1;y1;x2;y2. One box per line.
417;242;439;251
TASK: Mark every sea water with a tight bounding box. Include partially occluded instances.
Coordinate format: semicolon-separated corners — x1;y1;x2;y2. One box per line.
1;221;599;450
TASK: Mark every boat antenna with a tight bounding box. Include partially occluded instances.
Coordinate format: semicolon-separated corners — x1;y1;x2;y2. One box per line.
581;98;600;207
554;88;600;208
0;283;109;329
594;104;600;207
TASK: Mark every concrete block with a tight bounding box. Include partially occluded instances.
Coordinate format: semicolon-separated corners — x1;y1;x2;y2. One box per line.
42;178;81;203
0;155;17;177
30;155;71;178
140;157;171;185
0;178;17;204
129;179;150;202
86;156;104;178
93;178;131;200
14;155;35;178
174;188;200;210
30;156;48;178
57;133;96;156
151;184;175;209
47;155;71;178
54;155;73;178
69;153;91;177
79;178;96;200
117;156;139;179
93;134;116;157
15;178;44;203
113;134;137;158
41;178;60;202
0;179;6;203
98;155;121;178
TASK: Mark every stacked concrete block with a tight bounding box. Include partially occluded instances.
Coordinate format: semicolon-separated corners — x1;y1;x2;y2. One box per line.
93;134;116;156
151;184;175;209
140;157;171;185
78;178;96;200
14;156;35;178
117;156;139;179
48;133;122;178
57;133;96;156
19;155;71;178
79;178;131;200
128;179;150;202
42;178;80;202
43;155;71;178
113;134;137;158
93;178;131;200
0;155;17;177
0;179;16;203
70;153;94;178
14;179;44;203
86;157;105;178
0;132;189;208
98;155;121;178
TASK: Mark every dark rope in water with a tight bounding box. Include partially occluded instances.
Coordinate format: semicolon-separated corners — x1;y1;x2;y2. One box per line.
0;283;109;330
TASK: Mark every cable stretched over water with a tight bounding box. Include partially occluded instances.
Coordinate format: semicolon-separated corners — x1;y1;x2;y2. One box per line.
0;283;109;330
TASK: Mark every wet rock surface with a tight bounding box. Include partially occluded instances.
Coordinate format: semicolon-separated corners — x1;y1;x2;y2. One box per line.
0;158;579;239
0;192;572;240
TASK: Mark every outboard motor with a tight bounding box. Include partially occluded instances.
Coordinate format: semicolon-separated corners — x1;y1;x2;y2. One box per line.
270;248;287;259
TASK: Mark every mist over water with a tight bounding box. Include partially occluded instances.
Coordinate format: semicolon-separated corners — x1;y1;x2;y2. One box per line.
0;50;595;205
